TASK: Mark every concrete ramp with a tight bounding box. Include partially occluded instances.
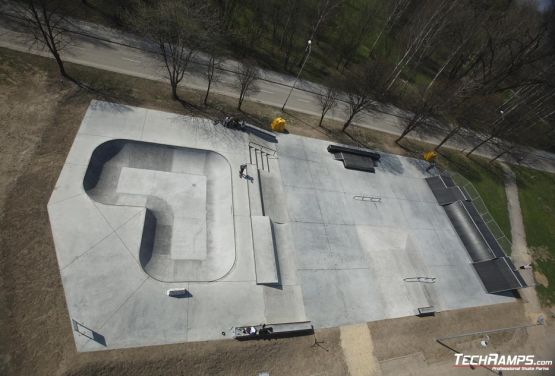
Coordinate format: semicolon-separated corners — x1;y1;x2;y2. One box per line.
444;201;495;262
251;216;279;285
83;139;235;282
473;257;527;293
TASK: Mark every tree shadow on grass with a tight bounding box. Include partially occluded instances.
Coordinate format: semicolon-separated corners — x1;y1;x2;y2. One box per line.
392;138;429;160
282;110;333;139
437;151;498;184
61;66;135;104
176;96;212;118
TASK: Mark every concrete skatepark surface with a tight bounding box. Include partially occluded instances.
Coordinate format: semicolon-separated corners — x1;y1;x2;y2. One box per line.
48;100;515;352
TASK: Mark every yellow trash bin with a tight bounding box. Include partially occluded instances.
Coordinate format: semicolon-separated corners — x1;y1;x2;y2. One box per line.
271;117;286;132
423;150;438;162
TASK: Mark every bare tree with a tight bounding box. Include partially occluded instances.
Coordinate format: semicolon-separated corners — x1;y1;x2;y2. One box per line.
341;69;377;131
215;0;239;31
447;3;552;96
15;0;72;79
131;0;211;101
317;86;338;127
383;0;458;93
434;123;463;151
203;54;222;105
307;0;344;42
465;83;551;156
422;3;488;98
395;78;460;144
234;61;260;111
488;141;517;163
278;0;304;71
232;1;268;58
334;2;374;71
432;80;497;151
368;0;411;57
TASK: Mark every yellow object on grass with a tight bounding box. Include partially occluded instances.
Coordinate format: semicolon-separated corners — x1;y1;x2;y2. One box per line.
423;150;438;162
271;117;286;132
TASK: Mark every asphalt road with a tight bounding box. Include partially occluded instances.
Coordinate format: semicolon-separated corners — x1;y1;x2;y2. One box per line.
0;8;554;173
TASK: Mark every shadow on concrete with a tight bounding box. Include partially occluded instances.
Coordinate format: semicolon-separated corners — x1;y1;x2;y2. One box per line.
72;319;107;347
235;328;314;341
246;124;278;143
139;209;156;267
376;154;404;175
168;290;193;299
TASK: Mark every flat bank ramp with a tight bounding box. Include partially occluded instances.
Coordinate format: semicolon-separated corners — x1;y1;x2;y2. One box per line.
473;258;527;293
258;167;289;223
251;216;279;285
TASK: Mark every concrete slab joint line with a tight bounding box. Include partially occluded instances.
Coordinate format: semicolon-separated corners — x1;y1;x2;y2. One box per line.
48;101;517;352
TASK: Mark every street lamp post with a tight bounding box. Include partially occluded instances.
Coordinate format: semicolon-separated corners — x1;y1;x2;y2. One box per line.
282;39;312;111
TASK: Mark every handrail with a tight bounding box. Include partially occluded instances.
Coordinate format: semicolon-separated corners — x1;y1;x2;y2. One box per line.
249;141;277;157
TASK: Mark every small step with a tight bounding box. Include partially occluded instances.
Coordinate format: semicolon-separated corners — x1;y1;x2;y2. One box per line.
249;146;256;165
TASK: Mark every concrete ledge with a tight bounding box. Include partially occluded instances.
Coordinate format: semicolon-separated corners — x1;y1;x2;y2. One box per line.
246;165;264;216
251;216;279;285
259;169;289;223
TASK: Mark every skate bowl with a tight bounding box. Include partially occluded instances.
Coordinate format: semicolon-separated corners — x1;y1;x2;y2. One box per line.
83;139;235;282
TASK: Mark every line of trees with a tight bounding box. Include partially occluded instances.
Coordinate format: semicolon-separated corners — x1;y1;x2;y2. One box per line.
13;0;555;156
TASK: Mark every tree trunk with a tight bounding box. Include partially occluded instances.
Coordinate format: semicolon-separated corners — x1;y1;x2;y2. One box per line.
368;28;385;58
318;111;326;127
466;134;494;156
342;113;356;131
204;79;212;105
424;44;463;98
395;114;421;143
434;125;461;151
32;3;70;80
171;81;179;100
52;49;68;78
489;150;508;163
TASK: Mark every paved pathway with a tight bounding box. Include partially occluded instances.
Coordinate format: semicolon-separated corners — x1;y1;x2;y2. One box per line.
340;324;381;376
1;4;554;174
500;163;543;322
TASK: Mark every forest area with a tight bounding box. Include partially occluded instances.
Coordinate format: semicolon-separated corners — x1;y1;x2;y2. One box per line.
12;0;555;156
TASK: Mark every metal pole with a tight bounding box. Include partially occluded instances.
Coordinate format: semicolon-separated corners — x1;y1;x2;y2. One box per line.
282;40;312;111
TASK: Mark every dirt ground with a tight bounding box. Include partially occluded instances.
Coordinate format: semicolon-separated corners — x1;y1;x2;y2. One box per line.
1;47;554;376
370;303;555;374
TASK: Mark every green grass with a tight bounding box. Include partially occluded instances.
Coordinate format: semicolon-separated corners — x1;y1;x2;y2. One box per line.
513;166;555;306
438;151;512;243
412;71;432;87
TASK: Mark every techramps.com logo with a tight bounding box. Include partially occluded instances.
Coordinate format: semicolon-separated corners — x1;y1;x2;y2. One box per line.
454;353;553;372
